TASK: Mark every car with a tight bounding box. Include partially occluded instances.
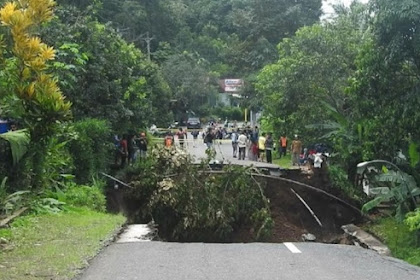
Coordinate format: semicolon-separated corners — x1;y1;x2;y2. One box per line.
186;117;201;129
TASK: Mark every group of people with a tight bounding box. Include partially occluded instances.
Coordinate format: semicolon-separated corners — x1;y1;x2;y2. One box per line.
229;126;276;163
137;122;306;167
114;132;148;167
229;127;304;166
163;127;200;149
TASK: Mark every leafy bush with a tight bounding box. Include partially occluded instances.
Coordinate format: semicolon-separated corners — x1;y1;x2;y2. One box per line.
120;147;273;242
69;119;112;184
28;180;107;214
366;218;420;266
43;134;74;190
406;209;420;232
212;106;243;121
0;177;31;217
59;182;106;212
30;197;66;215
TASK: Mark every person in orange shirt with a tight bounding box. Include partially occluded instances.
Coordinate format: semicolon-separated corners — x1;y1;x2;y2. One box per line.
279;134;287;158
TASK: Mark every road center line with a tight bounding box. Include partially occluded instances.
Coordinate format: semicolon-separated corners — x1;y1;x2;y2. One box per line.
284;242;302;253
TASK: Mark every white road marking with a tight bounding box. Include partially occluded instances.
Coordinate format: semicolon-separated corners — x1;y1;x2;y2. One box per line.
284;242;302;253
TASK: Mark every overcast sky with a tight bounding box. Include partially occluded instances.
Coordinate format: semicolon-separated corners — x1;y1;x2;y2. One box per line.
322;0;370;16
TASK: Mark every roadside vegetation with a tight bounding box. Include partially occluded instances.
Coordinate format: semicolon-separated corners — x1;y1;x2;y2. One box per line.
0;209;125;280
365;217;420;266
0;0;419;275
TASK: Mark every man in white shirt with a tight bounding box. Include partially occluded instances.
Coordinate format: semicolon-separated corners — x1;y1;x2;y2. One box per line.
238;130;248;160
231;130;238;157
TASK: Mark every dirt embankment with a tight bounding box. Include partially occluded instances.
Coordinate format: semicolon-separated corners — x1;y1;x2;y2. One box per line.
234;168;362;243
106;167;363;243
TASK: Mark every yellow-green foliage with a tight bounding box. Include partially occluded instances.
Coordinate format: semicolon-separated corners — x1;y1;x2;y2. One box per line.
406;209;420;231
0;0;71;120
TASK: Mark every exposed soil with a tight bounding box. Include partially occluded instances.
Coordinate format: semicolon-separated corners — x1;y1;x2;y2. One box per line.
106;166;363;243
233;167;362;243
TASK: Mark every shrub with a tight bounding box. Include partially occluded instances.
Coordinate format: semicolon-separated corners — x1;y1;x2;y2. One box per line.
120;147;273;242
0;177;31;217
69;119;112;184
212;106;243;121
43;135;74;190
406;209;420;232
60;182;106;212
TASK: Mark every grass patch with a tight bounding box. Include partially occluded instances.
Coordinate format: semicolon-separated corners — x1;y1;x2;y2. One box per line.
364;217;420;266
272;154;292;169
0;208;125;280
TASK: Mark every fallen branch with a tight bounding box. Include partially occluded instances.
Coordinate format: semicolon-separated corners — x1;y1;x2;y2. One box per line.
0;207;28;228
100;172;133;188
290;188;323;227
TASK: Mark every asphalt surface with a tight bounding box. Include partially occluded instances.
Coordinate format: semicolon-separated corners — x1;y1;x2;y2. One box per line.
79;242;420;280
78;133;420;280
176;132;284;169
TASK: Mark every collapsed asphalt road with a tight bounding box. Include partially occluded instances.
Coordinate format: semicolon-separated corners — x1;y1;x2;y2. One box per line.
80;137;420;279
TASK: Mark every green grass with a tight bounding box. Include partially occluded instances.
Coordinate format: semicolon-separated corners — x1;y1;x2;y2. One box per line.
364;217;420;266
0;208;126;280
272;153;293;169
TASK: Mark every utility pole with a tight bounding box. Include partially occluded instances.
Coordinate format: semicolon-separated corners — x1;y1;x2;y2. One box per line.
140;32;154;61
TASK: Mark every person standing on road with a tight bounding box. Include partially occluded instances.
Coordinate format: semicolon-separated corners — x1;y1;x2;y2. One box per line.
279;134;287;158
176;127;186;149
204;128;215;151
265;133;273;163
258;132;266;162
291;135;303;166
191;130;199;147
231;129;238;158
251;126;259;144
238;130;247;160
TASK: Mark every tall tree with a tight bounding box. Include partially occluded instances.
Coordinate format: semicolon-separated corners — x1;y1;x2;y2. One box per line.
257;2;370;156
348;0;420;158
41;6;172;130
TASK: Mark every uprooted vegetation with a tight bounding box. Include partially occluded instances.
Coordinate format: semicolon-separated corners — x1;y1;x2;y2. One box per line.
110;147;362;243
112;147;273;242
112;147;274;242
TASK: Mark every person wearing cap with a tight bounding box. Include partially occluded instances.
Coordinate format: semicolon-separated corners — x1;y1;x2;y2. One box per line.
291;135;302;166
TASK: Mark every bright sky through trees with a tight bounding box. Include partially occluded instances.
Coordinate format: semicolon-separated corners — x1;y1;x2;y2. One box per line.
323;0;369;16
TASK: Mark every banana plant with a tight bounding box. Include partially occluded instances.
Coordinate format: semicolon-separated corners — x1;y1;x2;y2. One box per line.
358;158;420;220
